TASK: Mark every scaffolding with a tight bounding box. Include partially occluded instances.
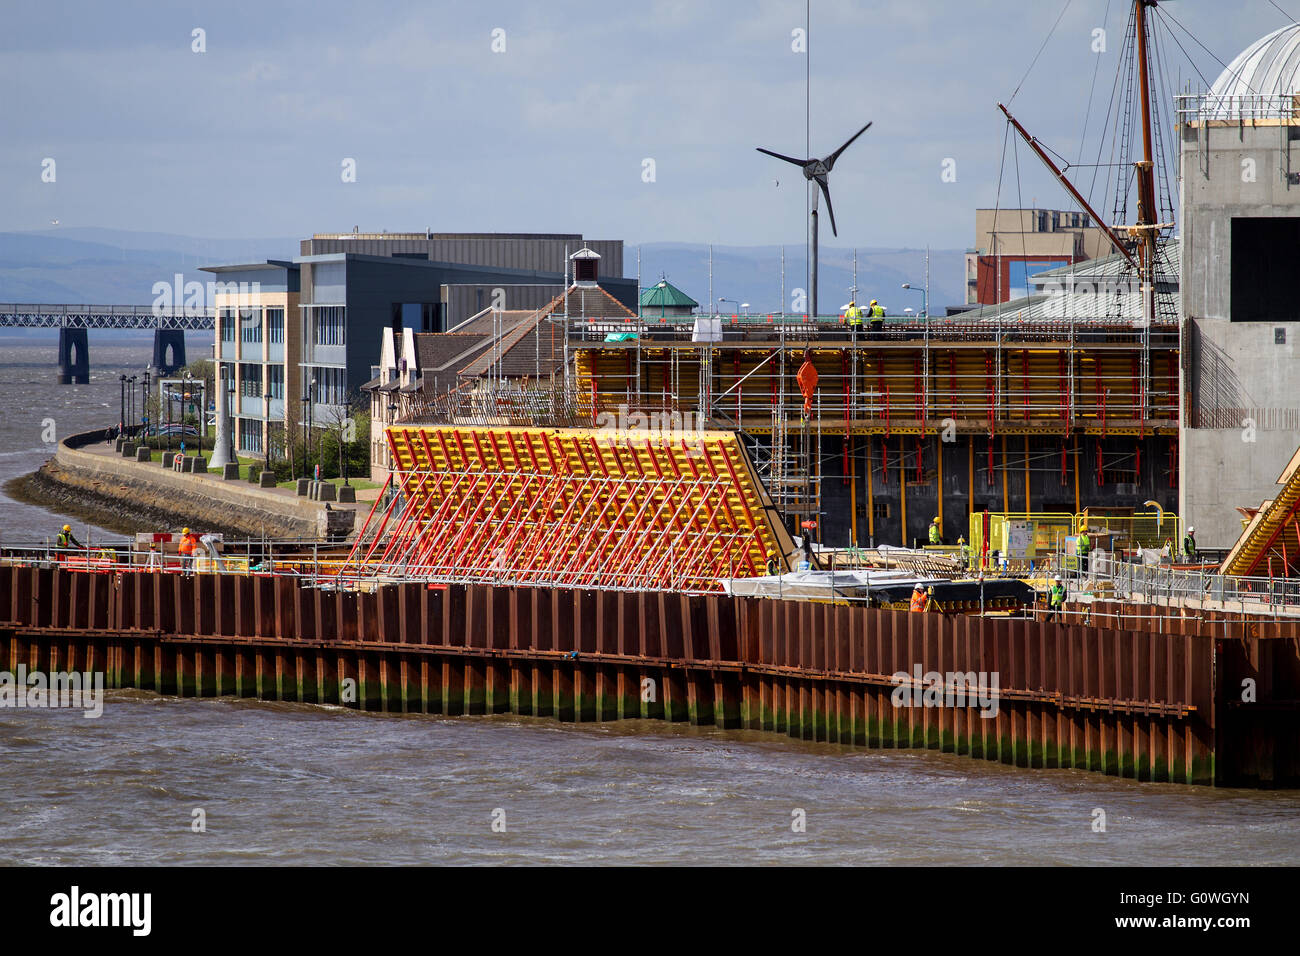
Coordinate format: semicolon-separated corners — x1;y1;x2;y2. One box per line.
569;314;1178;527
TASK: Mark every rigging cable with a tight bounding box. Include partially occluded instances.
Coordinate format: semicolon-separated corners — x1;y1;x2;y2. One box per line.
1009;0;1075;104
1268;0;1299;24
1159;6;1262;96
1078;0;1114;168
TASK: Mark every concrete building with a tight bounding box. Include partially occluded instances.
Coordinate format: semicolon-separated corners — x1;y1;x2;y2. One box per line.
363;250;635;483
966;208;1111;305
1178;24;1300;548
209;260;301;461
207;232;635;461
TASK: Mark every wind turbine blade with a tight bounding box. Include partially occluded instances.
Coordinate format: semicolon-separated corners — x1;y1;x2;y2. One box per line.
756;147;810;168
825;121;873;170
819;181;839;237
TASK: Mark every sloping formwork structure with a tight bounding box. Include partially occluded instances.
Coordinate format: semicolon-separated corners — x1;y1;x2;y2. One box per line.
347;425;795;592
1222;444;1300;576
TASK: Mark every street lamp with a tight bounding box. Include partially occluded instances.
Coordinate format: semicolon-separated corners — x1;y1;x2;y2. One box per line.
308;376;316;478
227;381;236;465
128;375;137;431
142;368;151;436
263;393;271;474
718;296;741;314
740;302;750;315
299;395;309;480
901;282;928;318
118;374;126;435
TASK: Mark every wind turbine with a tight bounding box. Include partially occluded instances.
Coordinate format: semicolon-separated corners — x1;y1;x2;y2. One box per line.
757;121;871;317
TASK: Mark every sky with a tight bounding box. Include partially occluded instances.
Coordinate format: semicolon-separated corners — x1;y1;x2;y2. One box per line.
2;1;1296;250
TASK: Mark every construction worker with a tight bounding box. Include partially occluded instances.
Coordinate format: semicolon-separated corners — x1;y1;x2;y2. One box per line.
929;516;943;546
1048;574;1067;620
766;551;782;576
957;536;969;569
868;299;885;336
1077;526;1091;573
910;583;929;612
55;523;82;556
844;300;863;338
177;527;201;571
1183;526;1197;561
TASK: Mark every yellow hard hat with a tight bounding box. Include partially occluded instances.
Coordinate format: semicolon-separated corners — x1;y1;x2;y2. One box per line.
932;516;941;523
847;300;855;307
870;299;878;305
182;527;190;535
62;524;71;532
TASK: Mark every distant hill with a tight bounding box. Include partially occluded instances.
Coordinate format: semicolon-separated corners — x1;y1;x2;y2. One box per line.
0;229;966;314
631;243;965;315
0;229;298;304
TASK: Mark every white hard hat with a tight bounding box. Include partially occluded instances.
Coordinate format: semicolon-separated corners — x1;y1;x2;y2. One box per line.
1054;575;1062;582
1187;526;1194;533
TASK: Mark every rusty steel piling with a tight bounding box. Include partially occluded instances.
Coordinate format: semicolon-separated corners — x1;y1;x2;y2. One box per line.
1;565;1298;786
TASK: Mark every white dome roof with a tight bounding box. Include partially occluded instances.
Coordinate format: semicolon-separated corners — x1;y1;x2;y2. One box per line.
1210;24;1300;100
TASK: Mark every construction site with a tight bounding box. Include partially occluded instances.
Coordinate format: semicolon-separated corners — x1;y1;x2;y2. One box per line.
5;1;1300;787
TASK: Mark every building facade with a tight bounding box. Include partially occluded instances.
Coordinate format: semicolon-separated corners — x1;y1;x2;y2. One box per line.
1178;24;1300;547
208;232;634;460
209;261;300;461
965;208;1111;305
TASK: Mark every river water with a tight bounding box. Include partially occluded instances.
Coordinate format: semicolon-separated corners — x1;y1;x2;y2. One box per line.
1;337;1298;865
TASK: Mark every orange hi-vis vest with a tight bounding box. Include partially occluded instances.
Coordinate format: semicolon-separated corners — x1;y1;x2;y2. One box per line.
910;590;928;612
178;534;199;556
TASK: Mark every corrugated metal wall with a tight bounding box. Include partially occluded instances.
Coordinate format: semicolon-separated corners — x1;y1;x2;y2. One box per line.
299;236;623;277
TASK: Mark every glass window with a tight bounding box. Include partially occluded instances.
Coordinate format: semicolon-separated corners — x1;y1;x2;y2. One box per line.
239;363;262;398
312;306;345;346
268;365;284;400
220;309;236;342
267;308;284;344
240;308;262;344
307;366;347;405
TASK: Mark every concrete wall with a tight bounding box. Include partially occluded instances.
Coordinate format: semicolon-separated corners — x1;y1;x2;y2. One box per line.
1179;120;1300;546
51;433;353;540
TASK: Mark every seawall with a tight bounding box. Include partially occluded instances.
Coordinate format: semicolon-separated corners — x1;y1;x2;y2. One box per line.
15;430;353;540
2;565;1296;786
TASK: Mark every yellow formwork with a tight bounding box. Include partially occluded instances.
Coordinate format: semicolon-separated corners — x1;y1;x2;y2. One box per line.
377;424;794;591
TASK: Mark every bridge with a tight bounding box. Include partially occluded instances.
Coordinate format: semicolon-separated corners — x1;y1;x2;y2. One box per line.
0;303;213;383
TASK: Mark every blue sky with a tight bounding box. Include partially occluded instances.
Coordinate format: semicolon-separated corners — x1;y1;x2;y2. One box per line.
2;1;1293;249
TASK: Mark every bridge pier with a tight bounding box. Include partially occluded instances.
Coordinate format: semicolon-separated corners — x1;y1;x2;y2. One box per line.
57;327;89;385
152;329;186;374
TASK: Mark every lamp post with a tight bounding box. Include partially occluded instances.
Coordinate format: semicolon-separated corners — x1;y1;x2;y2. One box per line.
263;393;271;474
118;374;126;435
300;394;310;481
718;297;740;314
142;368;151;436
166;379;173;454
901;282;928;318
128;375;137;431
227;382;237;465
307;376;316;478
